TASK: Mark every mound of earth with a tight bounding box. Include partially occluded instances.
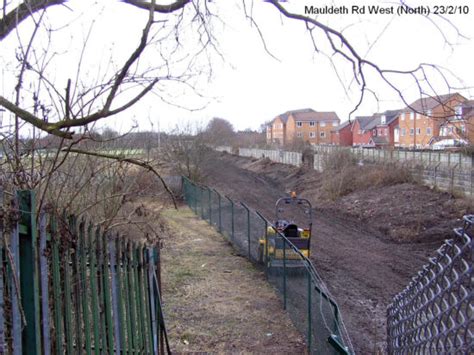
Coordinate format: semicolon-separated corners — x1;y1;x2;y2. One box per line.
212;151;472;244
197;151;472;353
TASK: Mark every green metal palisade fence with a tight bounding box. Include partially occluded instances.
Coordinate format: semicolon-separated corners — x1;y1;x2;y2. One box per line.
182;176;353;355
0;189;170;354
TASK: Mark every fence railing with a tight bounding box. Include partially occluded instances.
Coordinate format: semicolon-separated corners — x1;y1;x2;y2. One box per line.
387;215;473;354
217;146;474;196
182;176;353;354
0;189;169;354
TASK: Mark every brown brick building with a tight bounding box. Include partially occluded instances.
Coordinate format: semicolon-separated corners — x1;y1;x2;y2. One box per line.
266;108;340;145
398;93;467;148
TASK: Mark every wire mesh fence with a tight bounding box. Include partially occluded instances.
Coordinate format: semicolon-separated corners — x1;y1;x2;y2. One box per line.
387;214;473;354
0;189;169;354
182;177;353;354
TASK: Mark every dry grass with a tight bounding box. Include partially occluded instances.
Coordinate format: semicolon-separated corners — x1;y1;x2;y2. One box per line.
320;150;414;200
160;206;306;353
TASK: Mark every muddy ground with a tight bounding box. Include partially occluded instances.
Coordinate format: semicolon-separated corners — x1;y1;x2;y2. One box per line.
159;207;306;353
197;151;472;354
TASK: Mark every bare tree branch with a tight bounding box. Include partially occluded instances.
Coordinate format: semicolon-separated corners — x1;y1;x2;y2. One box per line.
0;0;66;40
121;0;191;13
63;147;178;209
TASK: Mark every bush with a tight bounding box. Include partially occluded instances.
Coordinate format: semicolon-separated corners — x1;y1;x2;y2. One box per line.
321;149;357;171
319;150;414;200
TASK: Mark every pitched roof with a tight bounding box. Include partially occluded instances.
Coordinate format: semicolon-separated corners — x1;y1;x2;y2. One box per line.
333;120;352;131
403;93;465;112
273;108;339;123
354;116;376;130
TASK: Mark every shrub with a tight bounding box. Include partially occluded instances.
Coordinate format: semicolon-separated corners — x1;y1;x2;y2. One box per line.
321;148;357;171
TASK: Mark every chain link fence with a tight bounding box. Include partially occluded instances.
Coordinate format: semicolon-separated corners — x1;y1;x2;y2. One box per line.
183;177;353;354
387;215;473;354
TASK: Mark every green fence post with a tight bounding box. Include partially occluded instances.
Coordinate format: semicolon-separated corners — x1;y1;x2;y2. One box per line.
200;187;204;219
102;233;114;353
307;271;312;353
79;219;92;355
89;224;101;355
208;188;212;224
240;203;251;259
116;238;127;352
283;238;287;310
264;221;268;274
193;183;198;212
225;196;234;241
216;190;222;233
17;190;41;355
63;215;74;355
70;216;83;354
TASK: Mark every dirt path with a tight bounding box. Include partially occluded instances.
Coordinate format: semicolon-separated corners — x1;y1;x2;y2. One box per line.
160;206;306;353
200;152;441;354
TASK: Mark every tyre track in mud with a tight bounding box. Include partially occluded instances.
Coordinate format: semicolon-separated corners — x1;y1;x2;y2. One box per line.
201;152;436;354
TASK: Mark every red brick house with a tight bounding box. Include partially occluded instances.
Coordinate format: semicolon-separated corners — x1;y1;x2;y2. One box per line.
331;121;353;146
352;116;376;146
367;110;401;147
398;93;467;148
436;100;474;145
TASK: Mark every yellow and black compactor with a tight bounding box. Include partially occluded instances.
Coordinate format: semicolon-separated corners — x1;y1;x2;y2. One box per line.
258;192;312;269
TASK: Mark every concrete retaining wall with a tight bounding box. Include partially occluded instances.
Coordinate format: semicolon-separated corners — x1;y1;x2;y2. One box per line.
216;146;474;197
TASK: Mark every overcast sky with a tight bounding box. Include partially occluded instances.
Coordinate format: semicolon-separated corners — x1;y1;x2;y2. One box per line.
1;0;473;134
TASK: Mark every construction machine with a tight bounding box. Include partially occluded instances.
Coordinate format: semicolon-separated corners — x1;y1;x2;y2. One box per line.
258;192;312;267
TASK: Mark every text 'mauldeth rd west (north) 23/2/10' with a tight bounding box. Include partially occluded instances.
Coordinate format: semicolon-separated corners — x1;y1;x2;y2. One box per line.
304;5;470;16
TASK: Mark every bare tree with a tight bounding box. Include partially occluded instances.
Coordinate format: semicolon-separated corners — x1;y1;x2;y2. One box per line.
204;117;235;146
161;122;209;181
0;1;468;139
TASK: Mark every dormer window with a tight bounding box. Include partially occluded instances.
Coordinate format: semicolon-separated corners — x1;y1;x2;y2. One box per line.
381;115;386;124
455;105;462;118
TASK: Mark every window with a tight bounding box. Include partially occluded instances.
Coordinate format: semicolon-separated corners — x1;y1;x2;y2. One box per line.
455;105;462;118
416;128;421;135
384;128;388;135
381;115;386;124
378;128;383;136
416;113;421;120
309;132;316;138
400;113;405;121
373;129;377;135
296;121;302;127
320;132;326;138
320;122;326;127
460;124;466;133
410;112;414;120
273;124;277;129
296;132;302;138
309;121;315;127
409;128;414;136
332;121;338;127
426;127;432;135
426;109;432;117
280;124;283;129
401;128;406;136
